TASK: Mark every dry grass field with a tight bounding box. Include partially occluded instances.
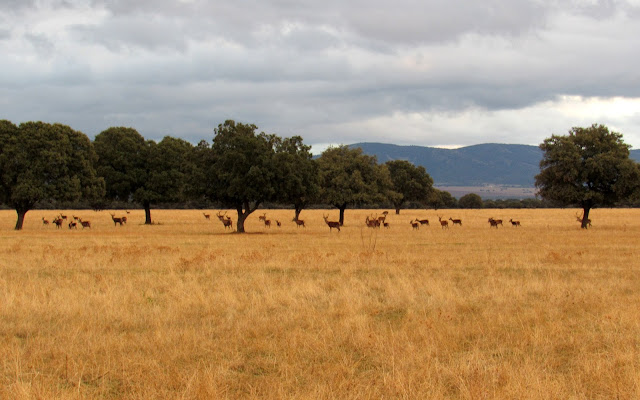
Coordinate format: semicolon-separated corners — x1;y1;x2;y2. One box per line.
1;208;639;399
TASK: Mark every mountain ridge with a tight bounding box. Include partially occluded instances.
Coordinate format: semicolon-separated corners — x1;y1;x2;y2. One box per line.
349;142;640;187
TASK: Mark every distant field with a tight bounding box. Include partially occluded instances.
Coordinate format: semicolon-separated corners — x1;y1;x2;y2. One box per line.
1;209;639;399
436;185;537;199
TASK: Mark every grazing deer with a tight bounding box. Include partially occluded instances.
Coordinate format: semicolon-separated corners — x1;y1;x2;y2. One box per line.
323;214;341;232
490;218;503;226
264;219;271;228
292;217;306;228
449;217;462;226
509;219;521;227
68;221;77;229
53;217;63;229
42;217;49;225
258;213;267;222
438;216;449;229
411;220;420;230
110;213;124;226
203;212;211;220
416;218;429;226
276;220;281;227
78;218;91;229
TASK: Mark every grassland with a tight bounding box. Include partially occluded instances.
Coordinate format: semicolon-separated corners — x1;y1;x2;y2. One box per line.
1;208;639;399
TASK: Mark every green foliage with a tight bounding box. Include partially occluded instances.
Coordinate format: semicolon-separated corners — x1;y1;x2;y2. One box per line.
458;193;483;209
206;120;281;232
0;120;105;229
273;136;319;216
426;189;457;209
317;146;395;224
535;124;640;209
386;159;434;212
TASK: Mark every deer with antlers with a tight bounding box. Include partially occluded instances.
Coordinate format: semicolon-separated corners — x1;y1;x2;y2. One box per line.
323;214;341;232
365;216;380;228
217;211;233;230
576;212;592;228
110;213;124;226
438;216;449;229
509;219;521;227
449;217;462;226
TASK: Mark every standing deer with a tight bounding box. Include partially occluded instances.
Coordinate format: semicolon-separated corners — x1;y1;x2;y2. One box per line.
110;213;124;226
276;220;281;227
323;214;341;232
576;212;592;228
203;212;211;220
258;213;267;222
68;221;77;229
509;219;521;227
488;218;500;228
53;217;64;229
217;211;233;229
78;218;91;229
449;217;462;226
438;216;449;229
42;217;50;225
411;220;420;230
264;219;271;228
292;217;305;228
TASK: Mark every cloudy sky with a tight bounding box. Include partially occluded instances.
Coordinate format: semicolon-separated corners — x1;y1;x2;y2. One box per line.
2;0;640;152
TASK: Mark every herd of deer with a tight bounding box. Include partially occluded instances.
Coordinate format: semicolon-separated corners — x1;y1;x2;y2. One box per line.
42;212;129;229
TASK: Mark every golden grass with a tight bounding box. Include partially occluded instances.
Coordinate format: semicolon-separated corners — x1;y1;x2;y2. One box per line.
1;208;639;399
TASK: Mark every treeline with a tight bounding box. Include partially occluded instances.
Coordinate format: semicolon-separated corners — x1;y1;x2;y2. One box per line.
0;119;587;231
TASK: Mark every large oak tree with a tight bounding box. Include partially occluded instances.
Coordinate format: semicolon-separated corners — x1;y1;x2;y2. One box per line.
535;124;640;228
386;160;434;214
0;120;105;230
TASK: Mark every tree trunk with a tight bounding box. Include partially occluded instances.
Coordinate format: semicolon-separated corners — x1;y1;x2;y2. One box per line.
338;203;347;226
144;201;152;225
581;207;591;229
294;206;302;222
14;208;28;230
236;209;246;233
394;201;403;215
235;201;260;233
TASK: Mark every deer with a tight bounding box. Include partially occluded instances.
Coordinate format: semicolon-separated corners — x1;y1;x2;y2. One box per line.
438;216;449;229
203;212;211;220
415;218;429;226
59;214;68;220
509;219;521;227
258;213;267;222
264;219;271;228
126;210;131;214
377;215;387;224
411;220;420;230
53;217;64;229
78;218;91;229
110;213;124;226
68;220;77;229
488;218;500;228
121;216;127;224
449;217;462;226
292;217;306;228
576;212;592;228
323;214;341;232
72;215;80;221
276;220;281;227
42;217;50;226
383;221;390;229
365;216;380;228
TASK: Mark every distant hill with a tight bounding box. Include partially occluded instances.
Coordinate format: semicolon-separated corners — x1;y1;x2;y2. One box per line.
350;143;640;187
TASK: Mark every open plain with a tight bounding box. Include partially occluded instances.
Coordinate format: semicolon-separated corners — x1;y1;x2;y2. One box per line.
1;208;639;399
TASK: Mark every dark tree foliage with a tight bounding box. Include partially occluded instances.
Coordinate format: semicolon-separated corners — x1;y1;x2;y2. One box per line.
206;120;280;233
535;124;640;228
0;120;105;230
273;136;319;222
317;146;395;225
426;189;457;210
95;127;196;224
458;193;483;209
386;160;434;214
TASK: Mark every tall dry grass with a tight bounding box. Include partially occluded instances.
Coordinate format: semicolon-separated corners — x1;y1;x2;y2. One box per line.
0;208;639;399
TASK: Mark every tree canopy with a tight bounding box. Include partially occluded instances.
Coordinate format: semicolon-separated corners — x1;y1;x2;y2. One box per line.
535;124;640;228
458;193;483;209
0;120;104;230
317;146;395;225
386;159;434;214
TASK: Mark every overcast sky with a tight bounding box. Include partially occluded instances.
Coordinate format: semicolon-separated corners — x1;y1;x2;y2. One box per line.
2;0;640;152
